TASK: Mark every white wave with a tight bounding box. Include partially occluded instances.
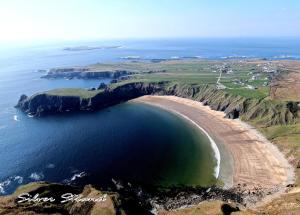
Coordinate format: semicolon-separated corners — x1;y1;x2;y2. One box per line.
27;113;34;118
158;109;221;178
170;56;180;59
14;176;23;184
70;171;87;181
46;163;55;168
29;172;44;181
0;175;23;194
13;115;20;121
0;179;11;194
63;171;87;184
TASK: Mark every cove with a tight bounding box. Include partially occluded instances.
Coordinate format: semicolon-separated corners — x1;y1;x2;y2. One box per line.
0;102;217;194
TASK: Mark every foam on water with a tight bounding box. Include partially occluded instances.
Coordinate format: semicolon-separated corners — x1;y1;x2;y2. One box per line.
13;115;19;121
159;109;221;179
0;176;24;194
29;172;44;181
63;171;87;184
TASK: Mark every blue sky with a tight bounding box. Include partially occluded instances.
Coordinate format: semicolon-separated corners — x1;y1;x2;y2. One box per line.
0;0;299;41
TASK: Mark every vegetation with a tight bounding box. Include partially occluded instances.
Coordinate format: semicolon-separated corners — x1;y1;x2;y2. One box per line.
44;88;101;98
17;59;300;214
46;59;275;98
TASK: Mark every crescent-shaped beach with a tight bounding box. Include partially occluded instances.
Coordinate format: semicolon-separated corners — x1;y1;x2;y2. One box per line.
133;95;294;190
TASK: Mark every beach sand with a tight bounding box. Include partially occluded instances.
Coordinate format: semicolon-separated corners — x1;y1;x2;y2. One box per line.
133;96;294;190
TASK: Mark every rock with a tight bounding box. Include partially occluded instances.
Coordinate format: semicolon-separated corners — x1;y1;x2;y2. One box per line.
225;108;240;119
41;67;134;80
110;79;118;84
37;69;47;73
15;94;28;108
15;82;169;116
15;82;300;127
16;93;82;116
98;83;107;90
221;203;240;215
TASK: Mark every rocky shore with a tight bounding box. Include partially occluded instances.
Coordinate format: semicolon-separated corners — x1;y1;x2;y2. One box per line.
0;180;276;215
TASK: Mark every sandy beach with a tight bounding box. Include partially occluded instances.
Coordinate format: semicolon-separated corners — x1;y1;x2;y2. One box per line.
133;96;294;190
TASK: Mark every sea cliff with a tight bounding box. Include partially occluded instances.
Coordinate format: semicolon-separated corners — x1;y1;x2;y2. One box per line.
41;67;135;79
16;81;299;126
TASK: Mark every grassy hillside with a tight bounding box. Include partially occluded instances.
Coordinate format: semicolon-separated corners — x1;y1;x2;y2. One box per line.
18;59;300;214
90;59;273;99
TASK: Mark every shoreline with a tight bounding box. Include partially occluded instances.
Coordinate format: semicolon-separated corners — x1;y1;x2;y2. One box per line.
140;102;221;179
132;97;232;187
174;110;221;179
133;96;295;197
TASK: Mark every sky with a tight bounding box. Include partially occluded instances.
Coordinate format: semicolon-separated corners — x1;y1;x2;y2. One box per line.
0;0;299;42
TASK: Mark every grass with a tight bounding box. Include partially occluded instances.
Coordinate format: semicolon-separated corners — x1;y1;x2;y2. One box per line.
225;87;268;99
44;88;101;98
259;124;300;187
87;60;300;214
43;59;275;100
10;59;300;214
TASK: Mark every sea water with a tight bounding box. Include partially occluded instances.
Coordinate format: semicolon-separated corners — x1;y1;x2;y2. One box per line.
1;38;299;194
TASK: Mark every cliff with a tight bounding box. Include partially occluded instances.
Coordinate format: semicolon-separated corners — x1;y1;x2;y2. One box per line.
41;67;135;79
16;81;299;126
15;82;168;117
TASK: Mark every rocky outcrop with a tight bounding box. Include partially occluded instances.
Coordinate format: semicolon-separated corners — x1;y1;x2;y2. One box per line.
15;82;169;117
41;67;135;79
16;81;300;126
0;180;276;214
16;93;83;116
0;182;118;215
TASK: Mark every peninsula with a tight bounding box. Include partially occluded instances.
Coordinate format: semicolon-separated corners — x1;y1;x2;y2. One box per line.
11;59;300;214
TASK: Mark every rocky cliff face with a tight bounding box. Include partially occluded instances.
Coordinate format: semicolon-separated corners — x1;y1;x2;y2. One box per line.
16;81;300;126
41;68;134;79
15;82;169;117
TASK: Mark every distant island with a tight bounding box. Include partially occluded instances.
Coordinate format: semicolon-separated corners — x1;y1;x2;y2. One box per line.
63;45;122;51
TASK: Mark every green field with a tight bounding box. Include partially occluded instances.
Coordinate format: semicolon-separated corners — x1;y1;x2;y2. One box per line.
49;59;274;100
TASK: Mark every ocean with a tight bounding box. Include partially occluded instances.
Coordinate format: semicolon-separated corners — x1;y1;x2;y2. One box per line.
0;38;299;194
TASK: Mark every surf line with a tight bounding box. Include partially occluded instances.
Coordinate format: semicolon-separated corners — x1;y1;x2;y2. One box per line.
133;100;221;178
171;110;221;178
